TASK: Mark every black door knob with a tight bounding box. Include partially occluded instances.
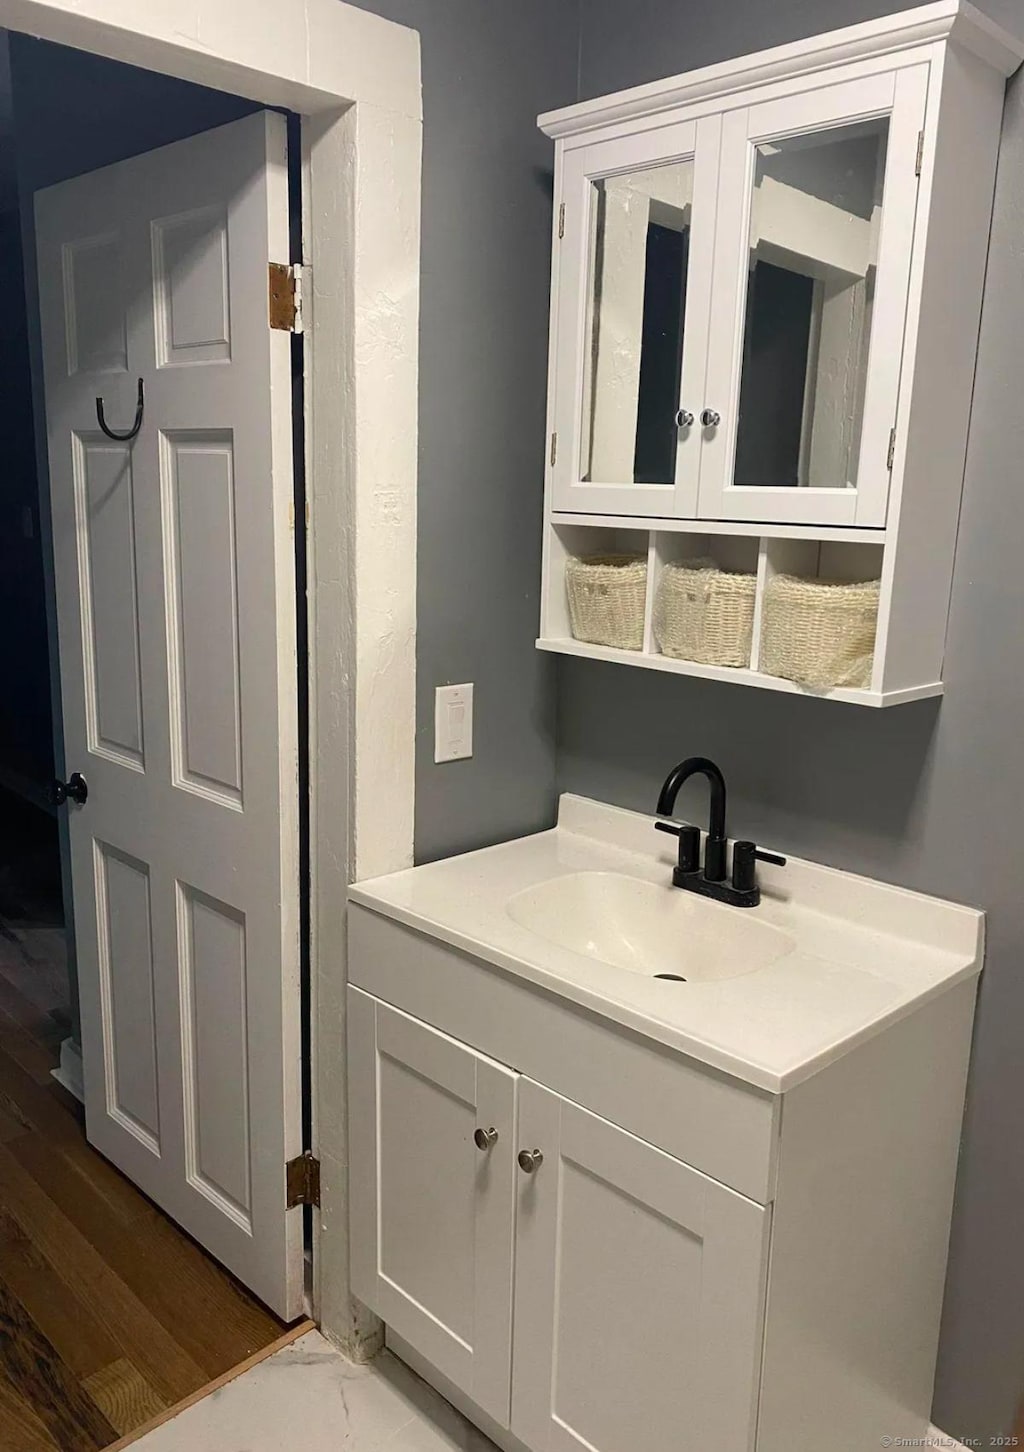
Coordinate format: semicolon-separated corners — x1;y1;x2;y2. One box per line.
52;772;88;807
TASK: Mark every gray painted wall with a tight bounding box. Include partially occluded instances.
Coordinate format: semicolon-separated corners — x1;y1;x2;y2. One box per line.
345;0;576;863
558;0;1024;1439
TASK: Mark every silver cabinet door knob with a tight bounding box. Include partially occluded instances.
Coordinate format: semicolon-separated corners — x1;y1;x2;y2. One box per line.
474;1126;498;1150
675;408;694;427
518;1148;544;1173
700;408;721;427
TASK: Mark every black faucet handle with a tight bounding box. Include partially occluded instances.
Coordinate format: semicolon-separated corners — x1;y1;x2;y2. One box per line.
655;820;700;874
732;840;787;894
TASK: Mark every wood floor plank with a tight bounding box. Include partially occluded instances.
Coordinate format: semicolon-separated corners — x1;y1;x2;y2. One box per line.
83;1358;167;1436
0;1372;60;1452
0;973;60;1052
0;1047;81;1151
0;924;287;1446
0;1006;58;1085
0;1096;30;1145
0;1280;117;1451
11;1129;286;1375
0;1209;123;1379
0;1142;210;1406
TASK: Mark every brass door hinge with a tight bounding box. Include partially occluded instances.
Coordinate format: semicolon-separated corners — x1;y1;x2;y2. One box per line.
550;432;558;466
269;262;304;332
915;130;924;177
286;1151;320;1208
887;426;897;471
557;202;565;240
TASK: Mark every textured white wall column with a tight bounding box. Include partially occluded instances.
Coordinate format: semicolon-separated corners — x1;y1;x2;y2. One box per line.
305;94;421;1359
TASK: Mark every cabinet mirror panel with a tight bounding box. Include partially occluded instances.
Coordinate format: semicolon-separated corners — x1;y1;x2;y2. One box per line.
582;159;694;486
734;118;889;492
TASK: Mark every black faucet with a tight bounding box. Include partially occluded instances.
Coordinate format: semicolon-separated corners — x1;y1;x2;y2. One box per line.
655;755;785;908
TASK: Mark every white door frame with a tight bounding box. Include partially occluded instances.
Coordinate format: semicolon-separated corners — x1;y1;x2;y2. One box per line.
3;0;421;1357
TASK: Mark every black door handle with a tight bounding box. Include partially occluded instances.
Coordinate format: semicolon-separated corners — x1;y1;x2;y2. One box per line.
51;772;88;807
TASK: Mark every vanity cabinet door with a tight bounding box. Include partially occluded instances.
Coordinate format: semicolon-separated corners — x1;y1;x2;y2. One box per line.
697;66;928;527
510;1080;769;1452
550;115;721;518
348;990;519;1427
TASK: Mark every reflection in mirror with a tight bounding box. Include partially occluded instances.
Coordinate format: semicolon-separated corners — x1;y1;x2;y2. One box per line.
734;118;889;491
582;160;693;485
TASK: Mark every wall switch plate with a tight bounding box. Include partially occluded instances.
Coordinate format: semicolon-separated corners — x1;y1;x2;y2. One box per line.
435;683;473;763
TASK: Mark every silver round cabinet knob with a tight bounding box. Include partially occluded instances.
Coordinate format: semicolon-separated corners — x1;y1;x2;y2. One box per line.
474;1126;498;1151
701;408;721;428
675;408;694;428
518;1148;544;1174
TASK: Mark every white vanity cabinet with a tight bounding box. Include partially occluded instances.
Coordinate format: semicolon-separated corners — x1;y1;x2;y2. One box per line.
350;988;768;1452
538;2;1024;702
347;893;978;1452
347;995;518;1426
509;1081;768;1452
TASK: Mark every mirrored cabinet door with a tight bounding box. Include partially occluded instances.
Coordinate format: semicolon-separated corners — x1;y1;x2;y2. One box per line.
551;116;720;517
697;67;928;527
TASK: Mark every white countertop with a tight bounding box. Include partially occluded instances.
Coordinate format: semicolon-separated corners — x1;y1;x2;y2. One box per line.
349;795;983;1092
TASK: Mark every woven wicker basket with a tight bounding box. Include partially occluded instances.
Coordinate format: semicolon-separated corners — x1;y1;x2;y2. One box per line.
565;552;647;651
654;557;756;668
761;573;881;690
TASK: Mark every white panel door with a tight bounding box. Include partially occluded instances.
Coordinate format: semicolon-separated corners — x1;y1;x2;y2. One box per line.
348;990;518;1427
697;67;928;527
35;112;303;1318
511;1080;769;1452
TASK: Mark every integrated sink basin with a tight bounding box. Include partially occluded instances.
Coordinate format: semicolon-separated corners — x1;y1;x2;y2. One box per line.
506;870;795;982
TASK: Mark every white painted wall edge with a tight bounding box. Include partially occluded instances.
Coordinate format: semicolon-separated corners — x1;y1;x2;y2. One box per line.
51;1035;84;1103
0;0;422;1361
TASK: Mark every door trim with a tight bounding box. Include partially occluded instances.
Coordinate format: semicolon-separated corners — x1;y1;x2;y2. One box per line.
5;0;422;1356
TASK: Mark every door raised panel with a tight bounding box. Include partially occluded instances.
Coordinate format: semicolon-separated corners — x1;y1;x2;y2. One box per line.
178;884;252;1229
62;232;127;375
348;990;518;1428
72;435;145;769
512;1080;768;1452
152;205;231;366
94;841;160;1153
162;431;243;807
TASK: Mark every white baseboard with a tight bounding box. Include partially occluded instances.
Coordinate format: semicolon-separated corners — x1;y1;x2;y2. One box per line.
51;1036;84;1103
927;1428;970;1452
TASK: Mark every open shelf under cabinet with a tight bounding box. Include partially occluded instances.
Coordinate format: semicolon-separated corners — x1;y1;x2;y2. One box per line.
541;519;944;707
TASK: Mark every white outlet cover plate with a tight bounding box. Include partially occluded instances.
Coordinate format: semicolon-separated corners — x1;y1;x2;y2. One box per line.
434;683;473;763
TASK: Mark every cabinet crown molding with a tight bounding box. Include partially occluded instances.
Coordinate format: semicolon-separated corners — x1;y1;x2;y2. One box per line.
538;0;1024;140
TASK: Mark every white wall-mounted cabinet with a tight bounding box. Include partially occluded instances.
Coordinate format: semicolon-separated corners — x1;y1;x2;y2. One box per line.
538;2;1023;702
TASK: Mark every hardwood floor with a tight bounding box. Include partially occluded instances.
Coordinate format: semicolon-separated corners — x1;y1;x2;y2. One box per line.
0;892;287;1450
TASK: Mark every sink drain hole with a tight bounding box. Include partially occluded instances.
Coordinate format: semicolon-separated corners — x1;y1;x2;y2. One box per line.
654;973;687;982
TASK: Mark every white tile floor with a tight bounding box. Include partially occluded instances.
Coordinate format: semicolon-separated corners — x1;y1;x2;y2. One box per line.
131;1330;501;1451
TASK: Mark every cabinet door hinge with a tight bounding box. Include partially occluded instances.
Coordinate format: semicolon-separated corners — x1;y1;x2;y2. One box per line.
269;262;305;333
915;130;924;178
557;202;565;240
550;432;558;466
286;1151;320;1208
887;426;897;471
